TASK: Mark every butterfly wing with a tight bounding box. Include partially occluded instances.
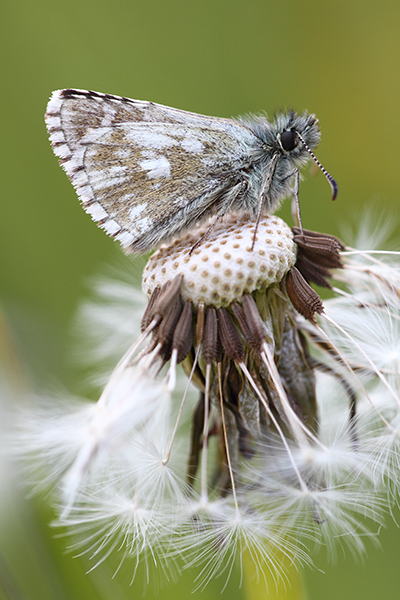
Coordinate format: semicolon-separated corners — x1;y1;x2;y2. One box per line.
45;89;261;252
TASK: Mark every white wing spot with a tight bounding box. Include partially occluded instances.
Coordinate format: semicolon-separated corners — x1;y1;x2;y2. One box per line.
92;175;129;190
126;130;177;150
139;157;171;179
50;131;65;143
103;219;121;235
117;148;131;160
107;165;128;177
86;202;108;220
129;204;146;222
135;216;152;234
116;230;135;247
100;104;117;127
181;138;204;153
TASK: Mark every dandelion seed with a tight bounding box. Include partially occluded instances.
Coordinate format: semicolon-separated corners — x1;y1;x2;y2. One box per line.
17;212;400;590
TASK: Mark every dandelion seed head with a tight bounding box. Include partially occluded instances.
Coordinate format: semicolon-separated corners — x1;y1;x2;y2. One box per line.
142;214;297;307
15;210;400;590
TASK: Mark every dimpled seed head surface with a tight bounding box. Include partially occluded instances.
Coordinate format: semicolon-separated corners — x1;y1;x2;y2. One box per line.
142;214;297;308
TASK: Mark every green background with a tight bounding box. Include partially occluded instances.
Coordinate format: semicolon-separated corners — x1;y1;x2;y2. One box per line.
1;1;400;598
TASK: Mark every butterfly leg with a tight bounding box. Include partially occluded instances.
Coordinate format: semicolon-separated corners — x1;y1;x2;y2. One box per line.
251;197;265;251
283;167;304;236
251;152;280;250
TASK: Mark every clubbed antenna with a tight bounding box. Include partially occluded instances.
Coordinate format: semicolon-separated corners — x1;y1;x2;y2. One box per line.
296;132;338;200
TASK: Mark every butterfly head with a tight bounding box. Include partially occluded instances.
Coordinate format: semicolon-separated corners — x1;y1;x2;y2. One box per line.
273;110;337;200
273;110;320;157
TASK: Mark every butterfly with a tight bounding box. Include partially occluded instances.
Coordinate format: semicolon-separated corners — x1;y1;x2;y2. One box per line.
45;89;337;254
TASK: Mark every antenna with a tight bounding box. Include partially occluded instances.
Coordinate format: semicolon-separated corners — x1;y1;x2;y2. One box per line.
296;132;338;200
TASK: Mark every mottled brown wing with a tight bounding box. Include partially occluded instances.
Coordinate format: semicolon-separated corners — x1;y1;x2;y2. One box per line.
45;89;260;252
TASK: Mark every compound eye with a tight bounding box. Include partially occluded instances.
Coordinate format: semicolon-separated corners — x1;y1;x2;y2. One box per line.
280;130;297;152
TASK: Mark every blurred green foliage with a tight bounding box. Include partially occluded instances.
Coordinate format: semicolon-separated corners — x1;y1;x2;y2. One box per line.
1;0;400;598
